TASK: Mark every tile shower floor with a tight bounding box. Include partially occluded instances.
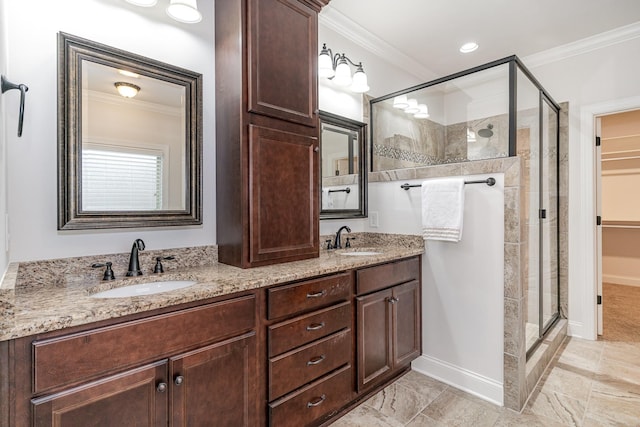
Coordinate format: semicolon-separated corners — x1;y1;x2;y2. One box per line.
330;337;640;426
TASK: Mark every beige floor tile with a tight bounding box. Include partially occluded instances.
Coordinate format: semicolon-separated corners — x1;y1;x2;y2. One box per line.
329;405;404;427
397;370;448;400
405;413;443;426
366;382;435;424
420;389;501;427
537;362;594;401
494;410;567;426
524;387;585;426
555;338;604;372
596;357;640;386
601;341;640;366
583;388;640;426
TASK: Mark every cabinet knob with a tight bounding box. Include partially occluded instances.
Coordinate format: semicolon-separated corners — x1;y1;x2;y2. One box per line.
174;375;184;386
314;146;319;152
307;355;326;366
307;394;326;408
387;296;399;304
156;382;168;393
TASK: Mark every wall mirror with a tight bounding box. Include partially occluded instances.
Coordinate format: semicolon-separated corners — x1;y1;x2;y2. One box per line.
57;32;202;230
319;111;367;219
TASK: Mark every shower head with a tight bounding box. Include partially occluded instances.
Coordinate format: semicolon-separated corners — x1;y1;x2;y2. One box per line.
477;124;494;138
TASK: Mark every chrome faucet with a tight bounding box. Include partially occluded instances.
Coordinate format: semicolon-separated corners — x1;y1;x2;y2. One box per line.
333;225;351;249
126;239;146;276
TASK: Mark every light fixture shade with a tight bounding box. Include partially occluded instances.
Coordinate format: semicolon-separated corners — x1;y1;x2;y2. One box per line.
333;56;352;86
404;98;419;114
414;104;430;119
125;0;158;6
167;0;202;23
459;42;479;53
350;64;369;93
318;49;335;78
115;82;140;98
393;95;409;109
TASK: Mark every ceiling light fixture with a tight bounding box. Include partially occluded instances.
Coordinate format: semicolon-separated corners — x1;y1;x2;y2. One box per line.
114;82;140;98
167;0;202;24
125;0;158;6
318;43;369;93
459;42;479;53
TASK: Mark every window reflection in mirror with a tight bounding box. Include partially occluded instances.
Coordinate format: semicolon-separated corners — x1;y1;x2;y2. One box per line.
58;32;202;230
319;111;367;219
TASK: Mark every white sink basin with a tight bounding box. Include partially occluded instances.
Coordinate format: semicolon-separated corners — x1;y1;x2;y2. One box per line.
91;280;198;298
339;251;382;256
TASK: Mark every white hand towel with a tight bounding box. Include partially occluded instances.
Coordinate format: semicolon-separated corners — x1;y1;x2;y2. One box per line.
421;177;465;242
322;188;333;209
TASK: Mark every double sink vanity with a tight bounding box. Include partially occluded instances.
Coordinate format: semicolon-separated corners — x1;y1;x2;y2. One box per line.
0;234;423;426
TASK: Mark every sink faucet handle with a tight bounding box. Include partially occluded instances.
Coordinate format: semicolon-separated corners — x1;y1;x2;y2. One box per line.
325;239;334;250
345;237;356;248
92;262;116;281
153;256;175;274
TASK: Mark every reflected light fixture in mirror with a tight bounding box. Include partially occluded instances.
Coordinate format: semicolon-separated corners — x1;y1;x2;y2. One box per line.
393;94;409;109
114;82;140;98
125;0;158;6
167;0;202;23
404;98;419;114
414;104;429;119
318;43;369;93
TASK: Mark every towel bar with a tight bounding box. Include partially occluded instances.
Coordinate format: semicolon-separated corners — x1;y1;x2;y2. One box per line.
328;187;351;194
400;177;496;190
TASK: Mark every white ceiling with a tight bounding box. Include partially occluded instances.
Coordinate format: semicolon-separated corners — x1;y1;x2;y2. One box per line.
323;0;640;78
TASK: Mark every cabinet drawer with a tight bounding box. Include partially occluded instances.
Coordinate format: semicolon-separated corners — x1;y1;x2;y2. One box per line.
269;329;351;401
267;273;351;319
269;364;352;427
356;257;420;295
33;295;256;394
268;301;351;357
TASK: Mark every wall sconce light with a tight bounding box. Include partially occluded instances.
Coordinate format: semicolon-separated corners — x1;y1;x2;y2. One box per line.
167;0;202;23
318;43;369;93
114;82;140;98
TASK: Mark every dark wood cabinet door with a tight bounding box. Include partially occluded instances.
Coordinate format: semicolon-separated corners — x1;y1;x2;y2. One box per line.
170;332;257;427
31;361;167;427
356;289;393;391
393;280;421;367
248;0;317;126
248;125;318;264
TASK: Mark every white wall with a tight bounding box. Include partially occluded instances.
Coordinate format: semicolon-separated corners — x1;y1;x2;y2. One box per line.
3;0;215;261
369;175;505;404
524;35;640;339
0;0;8;276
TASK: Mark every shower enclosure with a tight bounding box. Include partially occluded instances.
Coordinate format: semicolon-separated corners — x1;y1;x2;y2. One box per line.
369;56;560;357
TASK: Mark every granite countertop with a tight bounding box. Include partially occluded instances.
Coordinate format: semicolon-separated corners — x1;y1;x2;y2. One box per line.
0;233;423;342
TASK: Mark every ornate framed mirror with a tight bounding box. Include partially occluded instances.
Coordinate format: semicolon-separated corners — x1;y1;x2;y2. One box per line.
319;111;367;219
57;32;202;230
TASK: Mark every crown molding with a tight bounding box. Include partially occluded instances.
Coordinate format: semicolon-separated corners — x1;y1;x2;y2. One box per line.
523;21;640;68
319;5;437;81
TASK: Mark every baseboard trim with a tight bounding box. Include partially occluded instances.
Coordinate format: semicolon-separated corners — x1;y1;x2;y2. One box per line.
603;274;640;287
411;355;503;406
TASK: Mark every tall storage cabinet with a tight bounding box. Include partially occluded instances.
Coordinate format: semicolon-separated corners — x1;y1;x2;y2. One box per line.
215;0;330;268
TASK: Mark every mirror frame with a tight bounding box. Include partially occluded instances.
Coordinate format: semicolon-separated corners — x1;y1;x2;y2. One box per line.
319;111;367;219
57;32;202;230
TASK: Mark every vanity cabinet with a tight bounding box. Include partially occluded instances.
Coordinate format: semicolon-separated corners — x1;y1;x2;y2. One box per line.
215;0;330;268
265;272;355;426
14;294;258;426
355;257;421;391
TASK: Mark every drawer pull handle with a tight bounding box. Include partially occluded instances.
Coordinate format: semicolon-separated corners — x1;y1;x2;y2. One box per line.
156;382;168;393
306;322;325;331
307;355;326;366
387;296;399;304
174;375;184;386
307;394;326;408
306;290;326;299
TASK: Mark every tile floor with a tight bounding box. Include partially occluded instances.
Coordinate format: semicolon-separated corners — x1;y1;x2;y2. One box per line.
330;337;640;426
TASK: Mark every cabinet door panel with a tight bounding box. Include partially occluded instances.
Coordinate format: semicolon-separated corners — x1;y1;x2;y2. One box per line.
32;361;167;427
248;0;317;126
249;125;318;264
170;332;257;427
393;280;421;367
356;289;393;391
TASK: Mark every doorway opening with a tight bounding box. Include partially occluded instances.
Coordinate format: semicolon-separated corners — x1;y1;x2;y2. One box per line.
597;108;640;341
